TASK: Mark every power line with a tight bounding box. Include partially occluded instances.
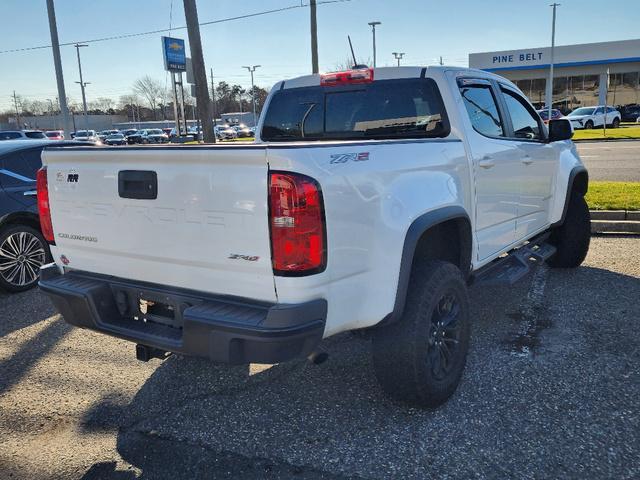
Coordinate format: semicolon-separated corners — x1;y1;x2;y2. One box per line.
0;0;353;55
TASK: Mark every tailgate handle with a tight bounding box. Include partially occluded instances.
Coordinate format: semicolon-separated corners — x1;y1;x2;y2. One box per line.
118;170;157;200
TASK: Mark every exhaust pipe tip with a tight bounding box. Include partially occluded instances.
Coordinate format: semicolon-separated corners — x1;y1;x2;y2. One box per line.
307;351;329;365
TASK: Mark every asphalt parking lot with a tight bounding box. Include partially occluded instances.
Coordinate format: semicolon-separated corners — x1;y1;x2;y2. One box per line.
576;141;640;182
1;236;639;479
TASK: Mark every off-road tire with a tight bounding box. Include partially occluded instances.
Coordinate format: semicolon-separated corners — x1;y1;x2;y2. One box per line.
548;191;591;268
372;261;470;408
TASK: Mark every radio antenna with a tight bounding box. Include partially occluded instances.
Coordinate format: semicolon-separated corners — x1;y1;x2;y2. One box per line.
348;35;357;67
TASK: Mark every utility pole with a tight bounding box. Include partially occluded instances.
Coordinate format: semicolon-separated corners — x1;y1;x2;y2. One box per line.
183;0;215;142
47;99;56;129
547;3;560;120
242;65;261;125
210;68;217;126
368;21;381;68
74;43;90;132
310;0;319;74
12;91;21;128
439;56;443;66
46;0;73;138
392;52;405;66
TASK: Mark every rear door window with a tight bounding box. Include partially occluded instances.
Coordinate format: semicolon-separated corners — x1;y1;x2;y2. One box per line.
262;78;449;141
25;131;46;139
459;83;504;137
0;149;41;188
0;132;22;140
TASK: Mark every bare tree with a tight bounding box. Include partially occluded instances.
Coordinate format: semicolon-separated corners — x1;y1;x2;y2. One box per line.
92;97;114;113
26;100;47;116
119;94;141;122
133;76;163;120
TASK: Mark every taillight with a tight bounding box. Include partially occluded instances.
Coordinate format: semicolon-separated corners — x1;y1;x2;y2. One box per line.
320;67;374;86
36;167;55;244
269;172;326;275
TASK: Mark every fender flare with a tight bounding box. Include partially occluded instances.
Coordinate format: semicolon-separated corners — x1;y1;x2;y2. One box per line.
381;206;472;326
0;211;40;230
551;166;589;228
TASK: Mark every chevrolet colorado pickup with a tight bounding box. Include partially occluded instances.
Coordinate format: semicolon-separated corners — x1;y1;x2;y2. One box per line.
38;66;590;407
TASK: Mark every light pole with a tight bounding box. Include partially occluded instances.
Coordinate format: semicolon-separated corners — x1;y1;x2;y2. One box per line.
46;0;72;138
392;52;405;67
368;21;381;68
547;3;560;120
242;65;261;125
74;43;90;132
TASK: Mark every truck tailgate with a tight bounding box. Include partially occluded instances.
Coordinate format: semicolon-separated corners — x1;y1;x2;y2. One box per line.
42;146;276;302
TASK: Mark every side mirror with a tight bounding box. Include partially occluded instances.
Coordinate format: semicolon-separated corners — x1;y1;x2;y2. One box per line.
548;119;573;142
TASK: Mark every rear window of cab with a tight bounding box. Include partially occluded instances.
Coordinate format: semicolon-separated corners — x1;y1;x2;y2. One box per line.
261;78;450;142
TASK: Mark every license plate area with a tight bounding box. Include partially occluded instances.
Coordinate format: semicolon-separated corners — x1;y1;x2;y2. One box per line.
110;285;193;331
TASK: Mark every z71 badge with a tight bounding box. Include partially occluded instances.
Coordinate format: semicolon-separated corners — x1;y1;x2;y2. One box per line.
329;152;370;164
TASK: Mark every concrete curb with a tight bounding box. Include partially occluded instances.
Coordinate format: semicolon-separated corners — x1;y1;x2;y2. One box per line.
590;210;640;233
573;137;640;143
591;220;640;234
590;210;640;221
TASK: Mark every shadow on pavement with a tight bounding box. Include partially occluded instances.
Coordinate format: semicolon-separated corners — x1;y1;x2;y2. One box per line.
76;264;640;479
0;317;72;396
0;288;57;339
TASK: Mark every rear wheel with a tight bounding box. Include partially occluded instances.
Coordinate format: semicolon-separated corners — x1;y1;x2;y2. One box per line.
548;191;591;268
372;261;470;408
0;225;50;292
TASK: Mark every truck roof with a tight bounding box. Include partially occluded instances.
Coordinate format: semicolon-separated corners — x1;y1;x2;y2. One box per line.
276;65;514;91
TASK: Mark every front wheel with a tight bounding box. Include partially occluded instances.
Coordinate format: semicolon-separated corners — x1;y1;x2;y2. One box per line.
584;120;594;129
372;261;470;408
0;225;50;292
611;117;620;128
548;191;591;268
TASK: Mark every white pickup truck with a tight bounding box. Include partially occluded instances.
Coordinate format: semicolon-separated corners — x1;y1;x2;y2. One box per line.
38;66;590;407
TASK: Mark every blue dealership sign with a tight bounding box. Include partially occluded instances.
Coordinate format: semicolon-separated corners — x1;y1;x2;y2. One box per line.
162;36;186;72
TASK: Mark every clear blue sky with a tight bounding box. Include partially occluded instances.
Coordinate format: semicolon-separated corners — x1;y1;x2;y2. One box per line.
1;0;639;110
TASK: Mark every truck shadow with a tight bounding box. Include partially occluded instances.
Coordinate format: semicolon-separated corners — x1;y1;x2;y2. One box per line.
0;288;57;339
79;264;639;479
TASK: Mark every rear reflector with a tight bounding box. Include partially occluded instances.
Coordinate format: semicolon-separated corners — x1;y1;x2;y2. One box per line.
269;172;326;275
320;68;374;86
36;167;55;243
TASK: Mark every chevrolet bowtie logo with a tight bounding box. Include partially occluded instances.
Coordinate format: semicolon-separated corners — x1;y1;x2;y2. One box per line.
168;42;183;51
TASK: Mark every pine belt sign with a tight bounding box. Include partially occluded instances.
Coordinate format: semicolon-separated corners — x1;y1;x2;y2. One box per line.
162;36;186;72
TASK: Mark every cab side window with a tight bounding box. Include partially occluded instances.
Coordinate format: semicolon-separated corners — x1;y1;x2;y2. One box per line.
459;84;504;137
500;88;544;141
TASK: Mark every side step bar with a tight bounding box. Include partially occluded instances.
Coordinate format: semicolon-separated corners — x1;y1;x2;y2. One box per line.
471;233;556;286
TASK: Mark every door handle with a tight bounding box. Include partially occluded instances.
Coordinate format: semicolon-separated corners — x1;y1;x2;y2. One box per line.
478;156;495;169
522;156;533;165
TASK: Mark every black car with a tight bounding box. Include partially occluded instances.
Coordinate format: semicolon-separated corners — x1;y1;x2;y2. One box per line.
620;104;640;122
0;139;93;292
126;130;143;144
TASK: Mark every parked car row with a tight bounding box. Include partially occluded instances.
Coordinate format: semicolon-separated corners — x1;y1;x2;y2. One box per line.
1;122;257;146
536;105;623;130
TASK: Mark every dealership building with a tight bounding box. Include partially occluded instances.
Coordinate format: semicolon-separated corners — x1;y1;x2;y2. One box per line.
469;39;640;112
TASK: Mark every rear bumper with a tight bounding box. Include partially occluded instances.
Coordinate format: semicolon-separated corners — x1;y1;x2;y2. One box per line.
39;264;326;364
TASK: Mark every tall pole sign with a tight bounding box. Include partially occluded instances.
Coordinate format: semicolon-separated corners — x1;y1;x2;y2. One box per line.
162;37;187;136
547;3;559;120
